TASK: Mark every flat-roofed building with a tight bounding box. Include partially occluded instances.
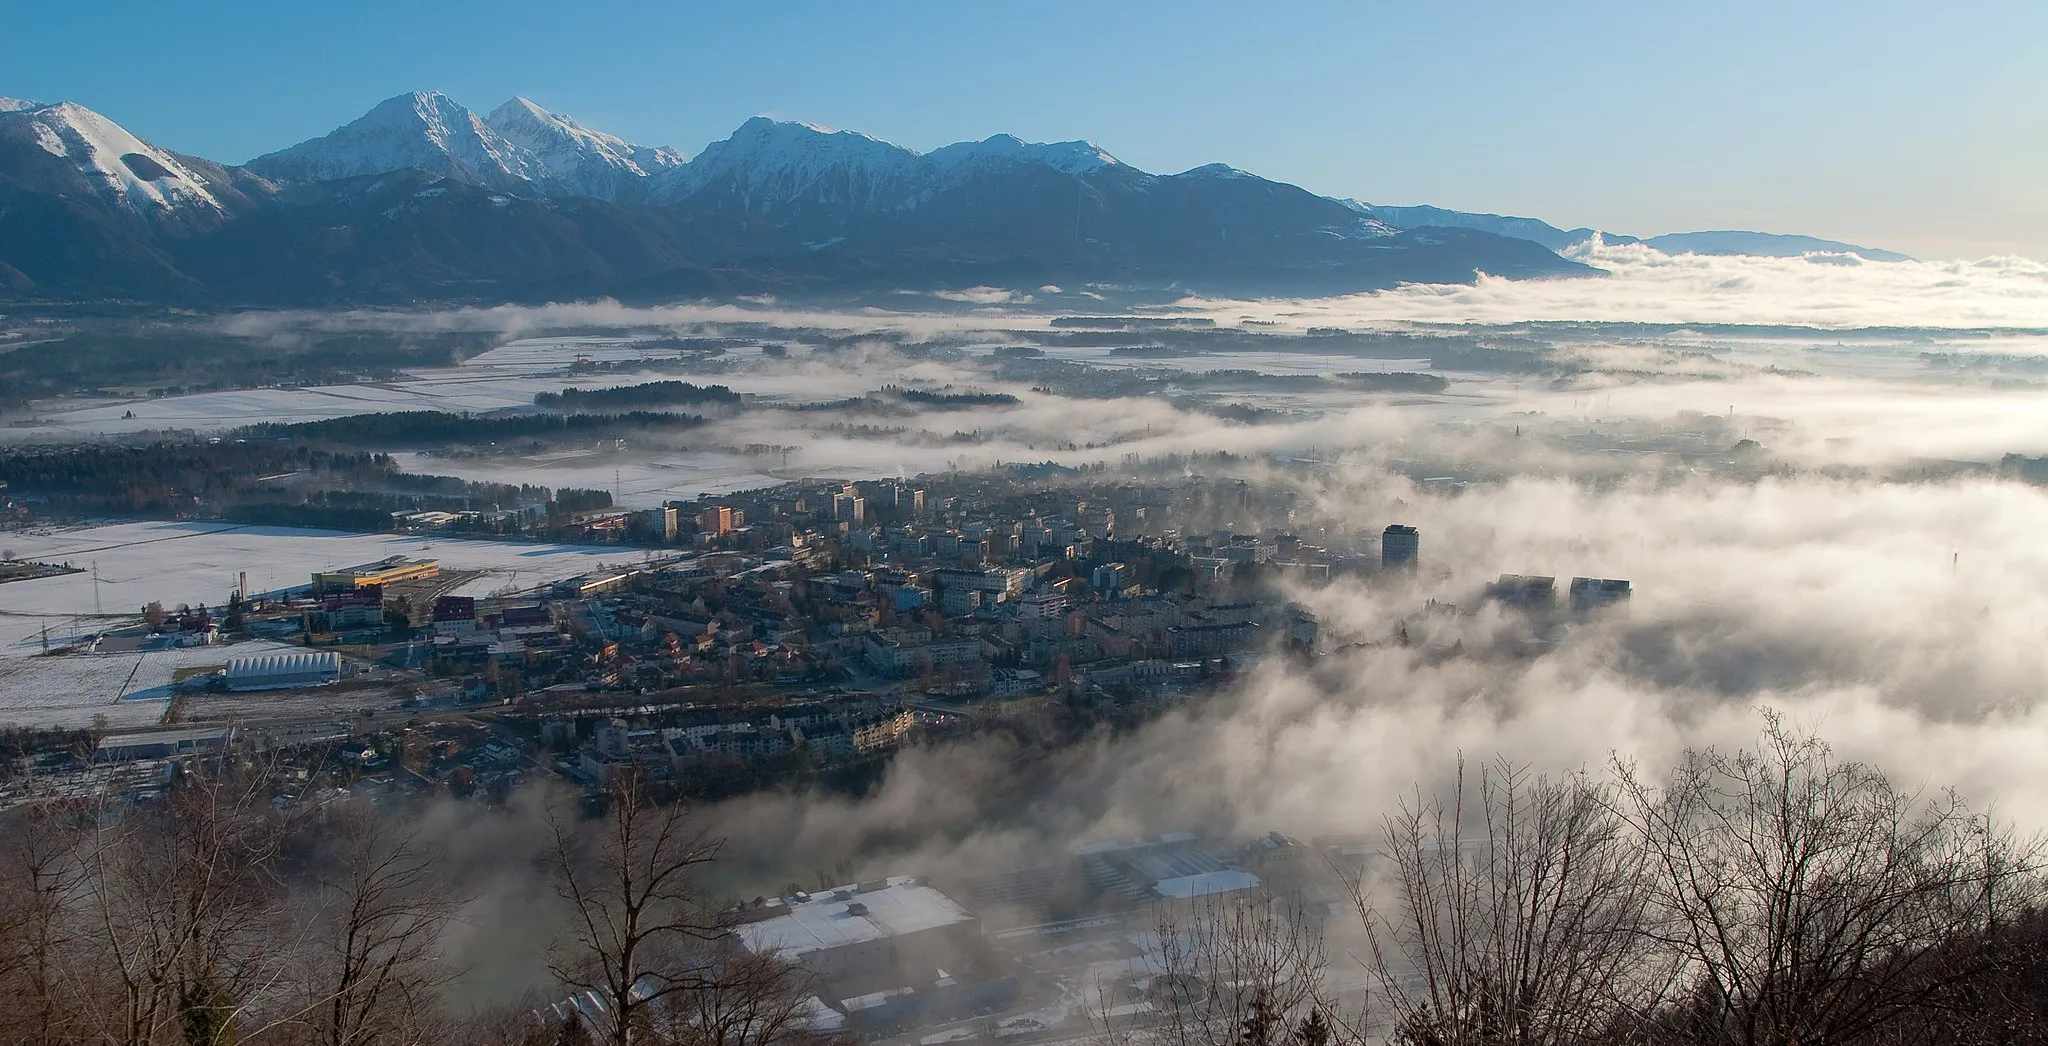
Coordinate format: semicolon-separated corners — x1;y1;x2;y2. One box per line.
96;726;235;762
312;556;440;591
735;876;985;995
1485;574;1557;609
1381;525;1419;571
1569;577;1632;614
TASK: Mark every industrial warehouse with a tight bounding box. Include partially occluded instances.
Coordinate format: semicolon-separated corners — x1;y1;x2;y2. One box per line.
713;830;1336;1038
733;876;1010;1033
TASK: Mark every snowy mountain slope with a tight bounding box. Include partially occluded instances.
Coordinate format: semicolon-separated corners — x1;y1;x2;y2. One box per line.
1347;202;1916;262
926;134;1121;176
247;91;548;193
484;97;684;200
0;100;281;295
0;91;1595;302
1643;230;1912;262
661;116;931;210
1351;202;1636;252
0;101;227;221
0;98;44;112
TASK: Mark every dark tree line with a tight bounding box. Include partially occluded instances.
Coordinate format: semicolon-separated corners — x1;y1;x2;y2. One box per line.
0;441;550;523
234;410;710;447
0;329;499;410
534;381;742;411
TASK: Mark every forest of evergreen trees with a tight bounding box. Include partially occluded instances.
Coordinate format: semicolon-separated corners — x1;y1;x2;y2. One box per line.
533;381;743;410
0;441;552;528
233;410;709;447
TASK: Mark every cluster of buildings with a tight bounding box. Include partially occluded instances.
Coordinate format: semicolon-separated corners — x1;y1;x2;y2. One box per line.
559;698;921;785
711;826;1383;1039
1482;573;1634;615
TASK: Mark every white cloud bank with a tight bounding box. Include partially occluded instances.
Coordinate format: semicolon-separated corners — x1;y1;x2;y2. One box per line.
1187;242;2048;330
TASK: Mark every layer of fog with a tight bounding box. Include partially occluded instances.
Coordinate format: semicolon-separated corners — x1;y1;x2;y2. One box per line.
689;466;2048;903
424;461;2048;1003
1185;241;2048;329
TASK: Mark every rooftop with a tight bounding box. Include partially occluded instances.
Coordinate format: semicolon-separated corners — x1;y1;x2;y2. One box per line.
1153;869;1262;899
736;876;976;957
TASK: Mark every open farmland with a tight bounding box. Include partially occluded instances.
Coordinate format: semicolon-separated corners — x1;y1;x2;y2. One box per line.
0;637;304;730
0;520;644;657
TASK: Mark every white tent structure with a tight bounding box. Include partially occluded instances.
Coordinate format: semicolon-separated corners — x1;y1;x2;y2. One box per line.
222;651;341;691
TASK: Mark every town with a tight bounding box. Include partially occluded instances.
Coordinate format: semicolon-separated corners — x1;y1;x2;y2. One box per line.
1;468;1637;814
0;466;1648;1040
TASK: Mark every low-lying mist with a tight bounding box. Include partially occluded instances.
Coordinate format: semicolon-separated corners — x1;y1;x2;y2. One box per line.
168;250;2048;1014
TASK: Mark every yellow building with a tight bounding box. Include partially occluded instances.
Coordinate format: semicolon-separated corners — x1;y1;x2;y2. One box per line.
311;555;440;591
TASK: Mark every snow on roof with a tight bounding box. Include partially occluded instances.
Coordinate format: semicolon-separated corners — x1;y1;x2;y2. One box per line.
1152;869;1262;899
737;876;976;957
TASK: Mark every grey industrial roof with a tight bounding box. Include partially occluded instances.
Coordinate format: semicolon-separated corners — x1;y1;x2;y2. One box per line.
1153;869;1262;899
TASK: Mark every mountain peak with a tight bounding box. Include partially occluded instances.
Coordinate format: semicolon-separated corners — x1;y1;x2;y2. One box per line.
1179;162;1250;179
496;96;552;121
249;90;545;192
672;116;923;204
927;133;1121;175
0;98;225;222
0;97;45;113
483;95;684;195
729;115;892;146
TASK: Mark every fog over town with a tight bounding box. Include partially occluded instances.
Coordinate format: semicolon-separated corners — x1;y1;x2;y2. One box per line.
7;30;2048;1034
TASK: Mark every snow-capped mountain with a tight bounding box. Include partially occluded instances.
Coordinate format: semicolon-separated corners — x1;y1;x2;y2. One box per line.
247;91;547;193
484;97;684;200
0;98;276;296
0;100;232;224
1351;202;1913;262
0;89;1618;303
926;133;1122;177
1642;230;1911;262
662;116;931;210
240;93;1155;215
1346;202;1635;253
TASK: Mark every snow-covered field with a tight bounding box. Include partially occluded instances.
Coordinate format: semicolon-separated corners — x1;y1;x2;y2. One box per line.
392;451;781;510
0;637;303;730
0;336;739;440
0;521;647;725
0;521;641;659
457;335;717;372
1;372;564;439
1025;346;1437;375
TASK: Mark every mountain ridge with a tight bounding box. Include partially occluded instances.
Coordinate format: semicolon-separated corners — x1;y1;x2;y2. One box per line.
0;90;1909;305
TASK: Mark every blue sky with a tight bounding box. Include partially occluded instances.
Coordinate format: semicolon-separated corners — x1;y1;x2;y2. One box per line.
9;0;2046;258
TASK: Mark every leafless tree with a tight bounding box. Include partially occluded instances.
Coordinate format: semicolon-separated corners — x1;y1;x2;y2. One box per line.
548;773;730;1046
1615;713;2044;1046
0;797;88;1046
1356;758;1668;1046
71;761;296;1046
273;803;464;1046
1106;893;1342;1046
645;941;838;1046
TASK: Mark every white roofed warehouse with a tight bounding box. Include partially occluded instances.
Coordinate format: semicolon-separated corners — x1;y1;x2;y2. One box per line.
221;651;341;691
732;876;1011;1024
